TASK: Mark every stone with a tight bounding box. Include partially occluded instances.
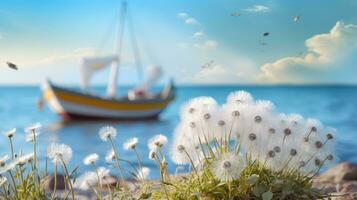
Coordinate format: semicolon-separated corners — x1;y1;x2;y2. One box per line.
101;175;118;188
44;174;67;191
338;181;357;193
316;162;357;184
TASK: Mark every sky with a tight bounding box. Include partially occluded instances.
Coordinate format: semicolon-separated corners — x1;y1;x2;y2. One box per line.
0;0;356;86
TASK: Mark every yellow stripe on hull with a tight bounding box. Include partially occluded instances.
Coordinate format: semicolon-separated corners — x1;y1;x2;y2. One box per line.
44;89;172;111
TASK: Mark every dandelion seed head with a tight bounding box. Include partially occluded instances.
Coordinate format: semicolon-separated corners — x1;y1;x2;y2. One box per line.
290;149;297;156
315;141;323;149
4;128;16;138
47;143;73;164
315;158;322;167
203;113;211;120
84;153;99;165
227;91;254;105
99;126;117;142
268;150;275;158
24;122;41;134
211;153;245;182
148;134;168;150
269;128;275;134
326;133;334;140
284;128;292;136
105;149;115;163
123;137;139;150
274;146;281;153
232;110;240;117
327;154;334;161
299;161;306;168
254;115;262;123
248;133;256;141
218;120;225;127
0;155;9;167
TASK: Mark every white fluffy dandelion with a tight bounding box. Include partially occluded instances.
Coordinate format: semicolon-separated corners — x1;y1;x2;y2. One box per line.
17;153;34;166
47;143;73;164
4;128;16;138
74;167;110;191
123;137;138;150
99;126;117;142
0;155;9;167
211;152;246;182
148;134;168;150
105;149;116;163
24;122;41;134
83;153;99;165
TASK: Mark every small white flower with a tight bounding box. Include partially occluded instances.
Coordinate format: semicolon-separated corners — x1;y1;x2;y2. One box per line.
136;167;150;180
4;128;16;138
47;143;73;164
226;90;254;105
24;122;41;134
74;167;110;191
0;176;7;187
0;161;16;174
148;134;168;150
99;126;117;142
211;152;246;182
123;137;138;150
84;153;99;165
105;149;116;163
74;171;98;190
0;155;9;167
17;153;34;166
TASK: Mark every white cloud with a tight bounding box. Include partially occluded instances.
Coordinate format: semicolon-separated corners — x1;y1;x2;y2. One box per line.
194;40;218;50
185;18;198;25
245;5;271;13
259;21;357;83
177;12;189;18
193;31;204;37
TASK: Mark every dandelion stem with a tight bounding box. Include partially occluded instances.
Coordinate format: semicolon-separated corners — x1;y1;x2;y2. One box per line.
51;161;58;200
108;137;128;191
9;138;14;160
60;158;75;200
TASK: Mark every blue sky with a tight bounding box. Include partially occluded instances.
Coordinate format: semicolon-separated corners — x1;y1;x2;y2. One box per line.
0;0;356;85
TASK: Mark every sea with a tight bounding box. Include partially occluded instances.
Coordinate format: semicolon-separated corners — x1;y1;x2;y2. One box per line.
0;85;356;179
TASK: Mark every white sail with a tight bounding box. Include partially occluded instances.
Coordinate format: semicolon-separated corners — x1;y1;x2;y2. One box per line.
80;55;118;91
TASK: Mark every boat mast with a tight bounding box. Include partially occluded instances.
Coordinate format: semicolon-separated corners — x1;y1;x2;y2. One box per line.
107;1;127;98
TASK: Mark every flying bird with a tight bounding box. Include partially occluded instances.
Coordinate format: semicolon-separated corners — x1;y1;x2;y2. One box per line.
6;62;18;70
293;15;300;22
263;32;270;37
201;60;214;69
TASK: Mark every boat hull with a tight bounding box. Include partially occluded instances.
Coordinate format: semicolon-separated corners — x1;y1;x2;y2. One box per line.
42;81;175;120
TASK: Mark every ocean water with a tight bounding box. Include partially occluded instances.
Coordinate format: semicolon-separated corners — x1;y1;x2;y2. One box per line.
0;85;356;178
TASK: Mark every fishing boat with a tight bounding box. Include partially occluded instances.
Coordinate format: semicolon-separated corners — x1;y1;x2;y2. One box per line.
41;1;175;120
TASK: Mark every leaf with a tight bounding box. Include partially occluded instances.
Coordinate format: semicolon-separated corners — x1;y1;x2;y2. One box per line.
247;174;259;185
262;191;273;200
